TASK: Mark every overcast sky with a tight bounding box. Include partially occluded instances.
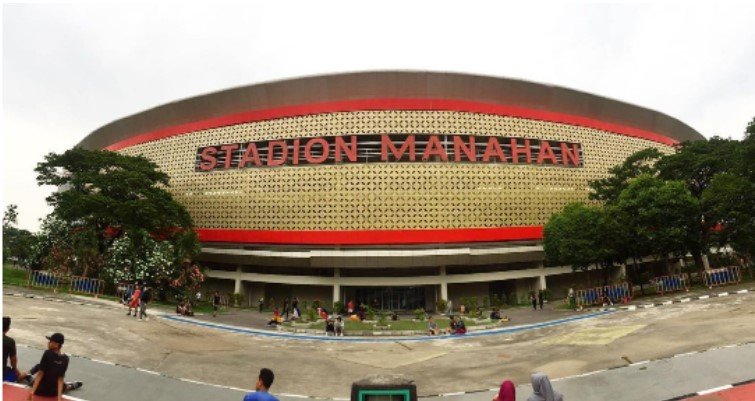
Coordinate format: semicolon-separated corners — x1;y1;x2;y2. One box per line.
3;2;755;232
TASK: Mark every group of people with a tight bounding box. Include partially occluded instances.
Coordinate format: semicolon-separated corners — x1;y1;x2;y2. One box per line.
121;282;153;320
493;373;565;401
530;290;547;311
427;315;467;335
3;316;83;400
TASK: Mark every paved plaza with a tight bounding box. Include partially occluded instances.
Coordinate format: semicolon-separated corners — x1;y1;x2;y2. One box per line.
3;285;755;400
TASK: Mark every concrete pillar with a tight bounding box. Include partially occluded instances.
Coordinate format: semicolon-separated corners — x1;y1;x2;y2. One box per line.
619;263;627;281
332;268;341;303
439;266;448;300
537;262;547;290
234;265;242;294
702;254;711;270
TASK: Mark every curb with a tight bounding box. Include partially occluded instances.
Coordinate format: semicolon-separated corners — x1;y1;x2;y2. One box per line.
580;288;752;312
661;377;755;401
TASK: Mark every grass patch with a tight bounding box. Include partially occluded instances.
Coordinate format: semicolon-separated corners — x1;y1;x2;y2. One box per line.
3;264;29;286
303;318;462;331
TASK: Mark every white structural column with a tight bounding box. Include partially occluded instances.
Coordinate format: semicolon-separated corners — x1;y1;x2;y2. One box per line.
538;263;547;290
440;266;448;300
332;268;341;303
234;265;242;294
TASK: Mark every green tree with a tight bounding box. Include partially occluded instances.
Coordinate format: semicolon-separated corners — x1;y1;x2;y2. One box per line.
655;137;739;268
701;117;755;265
614;175;701;269
544;202;624;285
589;148;664;204
35;148;198;278
3;204;37;267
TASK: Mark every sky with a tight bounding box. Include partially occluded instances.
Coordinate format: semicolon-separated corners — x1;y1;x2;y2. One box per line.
2;2;755;233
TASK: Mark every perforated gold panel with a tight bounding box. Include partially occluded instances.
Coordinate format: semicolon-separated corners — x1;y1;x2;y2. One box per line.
118;111;674;230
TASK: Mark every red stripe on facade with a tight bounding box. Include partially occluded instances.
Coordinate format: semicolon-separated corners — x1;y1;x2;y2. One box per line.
105;99;679;151
195;226;544;245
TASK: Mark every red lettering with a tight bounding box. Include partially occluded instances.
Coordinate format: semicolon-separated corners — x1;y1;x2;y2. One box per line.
381;135;416;161
453;136;476;162
238;143;261;168
422;135;449;162
335;136;358;163
482;137;508;163
292;139;301;165
510;139;531;164
220;143;239;169
304;137;330;164
536;141;558;165
561;142;581;166
198;147;218;171
267;140;288;166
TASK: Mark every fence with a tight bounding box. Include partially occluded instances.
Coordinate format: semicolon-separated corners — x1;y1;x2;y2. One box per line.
27;271;62;291
703;266;742;288
69;276;105;296
652;273;689;295
576;282;631;307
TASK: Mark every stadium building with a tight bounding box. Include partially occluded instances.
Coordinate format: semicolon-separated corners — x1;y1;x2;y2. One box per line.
80;71;704;310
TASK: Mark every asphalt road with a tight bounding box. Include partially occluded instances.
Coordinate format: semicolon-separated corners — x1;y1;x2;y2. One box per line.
13;342;755;401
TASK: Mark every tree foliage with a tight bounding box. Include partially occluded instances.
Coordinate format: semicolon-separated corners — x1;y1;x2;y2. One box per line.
34;147;200;282
3;204;37;267
588;147;664;204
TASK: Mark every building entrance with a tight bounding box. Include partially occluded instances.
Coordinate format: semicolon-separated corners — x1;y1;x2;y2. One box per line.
353;287;425;311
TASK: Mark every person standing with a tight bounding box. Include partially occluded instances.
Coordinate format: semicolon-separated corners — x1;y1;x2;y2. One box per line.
282;298;290;320
530;292;537;311
28;333;83;400
291;297;299;318
538;290;544;310
567;288;576;310
139;285;152;321
128;285;141;317
243;368;279;401
212;291;222;317
258;297;265;313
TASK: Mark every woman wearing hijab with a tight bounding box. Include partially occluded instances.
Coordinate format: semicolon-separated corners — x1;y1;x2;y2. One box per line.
527;372;564;401
492;380;515;401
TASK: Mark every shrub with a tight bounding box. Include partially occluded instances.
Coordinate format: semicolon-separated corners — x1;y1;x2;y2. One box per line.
436;299;448;312
467;296;481;317
312;299;321;310
377;310;388;326
507;292;519;306
366;305;376;321
413;308;426;321
482;296;490;308
230;293;245;307
333;300;345;315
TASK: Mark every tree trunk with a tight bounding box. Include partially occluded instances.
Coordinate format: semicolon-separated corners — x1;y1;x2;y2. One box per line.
602;261;610;286
692;250;705;271
633;256;645;296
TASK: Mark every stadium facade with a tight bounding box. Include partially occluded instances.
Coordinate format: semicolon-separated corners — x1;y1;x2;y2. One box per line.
80;71;704;310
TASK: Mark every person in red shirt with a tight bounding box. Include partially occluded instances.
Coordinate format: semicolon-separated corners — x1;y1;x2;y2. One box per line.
128;285;142;317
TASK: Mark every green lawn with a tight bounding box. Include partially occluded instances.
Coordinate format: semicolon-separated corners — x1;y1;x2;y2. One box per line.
303;317;462;331
3;264;29;286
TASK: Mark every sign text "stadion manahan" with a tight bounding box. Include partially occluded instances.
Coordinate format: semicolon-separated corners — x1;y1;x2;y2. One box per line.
195;134;583;171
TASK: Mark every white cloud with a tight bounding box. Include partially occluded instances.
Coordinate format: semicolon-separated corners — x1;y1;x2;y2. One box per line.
3;2;754;231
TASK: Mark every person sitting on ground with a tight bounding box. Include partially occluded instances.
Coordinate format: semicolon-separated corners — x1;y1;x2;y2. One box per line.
490;308;501;320
27;333;83;400
446;316;458;335
493;379;516;401
601;293;613;307
334;316;344;337
526;372;563;401
325;317;336;336
427;316;439;335
391;311;399;321
3;316;30;384
243;368;279;401
454;316;467;335
267;307;282;326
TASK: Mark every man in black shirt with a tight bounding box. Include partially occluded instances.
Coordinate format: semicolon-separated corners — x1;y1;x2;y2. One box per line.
28;332;82;400
3;316;20;382
139;285;152;321
212;291;222;317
